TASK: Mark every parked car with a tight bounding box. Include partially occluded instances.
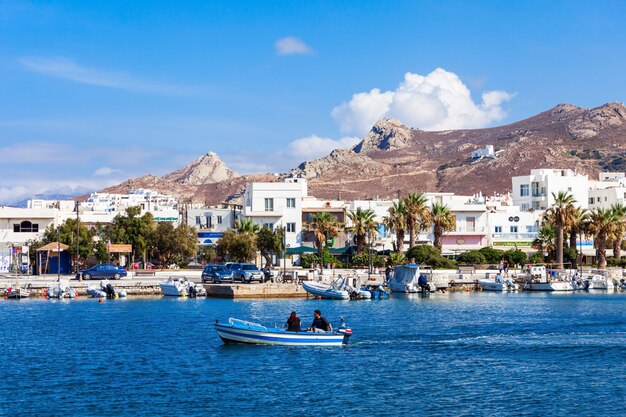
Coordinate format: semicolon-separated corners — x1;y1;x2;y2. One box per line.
79;263;128;280
202;264;234;283
186;262;204;270
231;263;265;283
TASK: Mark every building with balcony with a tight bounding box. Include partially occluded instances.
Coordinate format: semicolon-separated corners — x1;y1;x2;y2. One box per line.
588;172;626;210
186;205;239;246
511;169;589;212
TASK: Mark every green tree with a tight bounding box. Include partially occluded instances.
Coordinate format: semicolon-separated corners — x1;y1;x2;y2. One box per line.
544;191;576;269
503;249;527;267
346;207;378;253
40;218;95;261
150;222;198;267
587;208;616;269
430;203;456;250
403;192;431;247
565;207;588;269
532;223;557;260
216;229;258;262
383;200;407;253
199;245;218;264
388;252;406;266
257;226;283;268
406;244;440;264
305;212;340;270
609;203;626;259
234;218;260;235
107;206;156;264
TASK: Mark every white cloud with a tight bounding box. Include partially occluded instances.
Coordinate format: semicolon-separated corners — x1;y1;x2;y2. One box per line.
275;36;314;55
20;56;196;95
331;68;515;135
93;167;121;176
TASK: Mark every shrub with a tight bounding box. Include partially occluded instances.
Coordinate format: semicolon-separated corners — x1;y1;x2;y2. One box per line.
527;251;545;264
406;245;441;264
457;250;486;265
479;247;504;264
503;249;527;267
425;255;457;269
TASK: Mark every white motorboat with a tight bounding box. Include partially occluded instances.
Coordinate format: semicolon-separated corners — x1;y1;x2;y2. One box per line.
583;274;615;290
389;264;436;293
521;265;575;292
302;277;350;300
215;318;352;346
85;283;106;298
160;277;206;297
479;277;518;292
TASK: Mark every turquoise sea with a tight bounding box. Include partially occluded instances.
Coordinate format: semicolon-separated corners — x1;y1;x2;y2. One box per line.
1;291;625;416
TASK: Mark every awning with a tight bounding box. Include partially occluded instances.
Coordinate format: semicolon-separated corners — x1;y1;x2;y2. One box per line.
286;246;318;255
329;246;355;255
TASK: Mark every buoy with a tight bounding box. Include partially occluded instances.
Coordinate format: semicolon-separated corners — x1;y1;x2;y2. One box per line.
441;290;446;293
98;298;103;303
466;288;470;292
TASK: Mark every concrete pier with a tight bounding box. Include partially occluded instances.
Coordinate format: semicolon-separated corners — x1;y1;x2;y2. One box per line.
204;283;308;298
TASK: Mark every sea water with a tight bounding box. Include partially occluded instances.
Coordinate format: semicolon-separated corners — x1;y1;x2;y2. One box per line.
1;292;625;416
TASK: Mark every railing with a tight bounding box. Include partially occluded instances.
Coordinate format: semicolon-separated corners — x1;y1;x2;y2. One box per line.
492;233;537;239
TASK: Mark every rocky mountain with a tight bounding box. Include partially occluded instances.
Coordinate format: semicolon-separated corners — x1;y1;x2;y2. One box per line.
289;102;626;200
101;102;626;204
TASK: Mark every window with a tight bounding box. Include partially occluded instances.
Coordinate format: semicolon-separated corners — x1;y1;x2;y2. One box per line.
13;221;38;233
568;187;572;192
466;217;475;232
597;197;601;203
526;226;534;233
510;226;518;233
195;216;201;225
264;198;274;212
605;197;608;201
206;216;212;228
589;197;594;205
217;216;223;224
495;226;502;233
266;223;274;230
286;198;296;208
521;203;529;211
520;184;529;196
287;222;296;232
532;201;541;210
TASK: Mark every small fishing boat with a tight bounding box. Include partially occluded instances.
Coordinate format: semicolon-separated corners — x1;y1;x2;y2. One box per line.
521;265;576;292
215;318;352;346
389;264;436;293
46;280;77;299
302;277;350;300
4;285;30;299
582;274;615;290
479;275;518;291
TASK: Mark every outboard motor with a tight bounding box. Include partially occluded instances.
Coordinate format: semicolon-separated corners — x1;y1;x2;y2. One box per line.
417;274;430;292
337;317;352;345
583;280;591;290
189;284;198;298
105;283;116;298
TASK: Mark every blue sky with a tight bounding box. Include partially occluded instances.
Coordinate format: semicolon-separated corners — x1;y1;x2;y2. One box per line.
1;0;625;204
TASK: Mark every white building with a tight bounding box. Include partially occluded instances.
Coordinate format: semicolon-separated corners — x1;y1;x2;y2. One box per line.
471;145;496;159
186;205;239;246
588;172;626;210
82;189;180;222
242;176;308;249
511;169;589;212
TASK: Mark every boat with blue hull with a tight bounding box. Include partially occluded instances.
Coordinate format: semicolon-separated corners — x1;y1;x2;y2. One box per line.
215;318;352;346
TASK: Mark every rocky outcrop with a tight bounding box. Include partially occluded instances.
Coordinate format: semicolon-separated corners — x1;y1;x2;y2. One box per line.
101;102;626;204
162;152;238;185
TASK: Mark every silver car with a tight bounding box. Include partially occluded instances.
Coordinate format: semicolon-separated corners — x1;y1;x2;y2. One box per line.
232;263;264;283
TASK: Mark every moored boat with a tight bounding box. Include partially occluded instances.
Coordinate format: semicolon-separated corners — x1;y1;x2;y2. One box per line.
215;318;352;346
521;265;575;292
479;275;518;291
302;277;350;300
389;264;436;293
4;285;30;299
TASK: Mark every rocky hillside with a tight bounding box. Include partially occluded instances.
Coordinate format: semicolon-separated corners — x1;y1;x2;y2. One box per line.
289;102;626;200
101;102;626;204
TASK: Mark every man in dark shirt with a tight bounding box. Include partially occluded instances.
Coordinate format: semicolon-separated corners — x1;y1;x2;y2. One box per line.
308;309;333;332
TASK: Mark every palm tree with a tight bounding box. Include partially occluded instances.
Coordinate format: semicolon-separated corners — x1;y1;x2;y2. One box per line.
346;207;378;253
403;192;431;247
234;218;260;235
609;203;626;259
544;191;576;269
305;212;340;270
532;223;557;260
430;203;456;251
383;201;407;253
564;207;588;269
587;208;616;269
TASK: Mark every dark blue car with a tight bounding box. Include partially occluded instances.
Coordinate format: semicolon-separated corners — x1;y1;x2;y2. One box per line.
79;263;128;280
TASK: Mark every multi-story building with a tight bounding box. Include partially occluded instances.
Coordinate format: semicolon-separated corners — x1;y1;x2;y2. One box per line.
588;172;626;210
186;205;239;246
512;169;589;212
